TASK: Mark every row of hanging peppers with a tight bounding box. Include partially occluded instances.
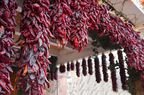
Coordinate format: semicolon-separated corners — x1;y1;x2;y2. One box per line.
0;0;143;95
58;50;127;92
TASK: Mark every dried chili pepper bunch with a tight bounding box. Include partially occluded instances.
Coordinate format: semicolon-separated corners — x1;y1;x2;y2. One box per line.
109;52;117;92
68;0;90;50
101;53;108;82
71;61;75;71
94;56;101;83
106;15;144;73
88;2;144;80
82;58;87;76
117;50;127;90
0;0;17;94
50;0;72;45
18;0;52;94
59;64;66;73
76;61;80;77
88;57;93;75
67;62;70;71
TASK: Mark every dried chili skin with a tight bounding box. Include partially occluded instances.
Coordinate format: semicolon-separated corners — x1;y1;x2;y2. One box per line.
88;57;93;75
101;53;108;82
82;58;87;76
0;0;17;94
118;50;127;90
18;0;52;95
94;56;101;83
109;52;117;92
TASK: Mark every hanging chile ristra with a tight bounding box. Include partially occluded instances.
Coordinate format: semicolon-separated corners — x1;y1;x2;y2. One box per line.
71;61;75;71
59;64;66;73
109;52;117;92
88;57;93;75
18;0;52;95
67;62;70;71
82;58;87;76
76;61;80;77
117;50;127;90
101;53;108;82
94;56;101;83
0;0;17;94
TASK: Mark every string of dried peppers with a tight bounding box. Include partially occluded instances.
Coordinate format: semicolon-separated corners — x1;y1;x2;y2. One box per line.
109;52;117;92
117;50;127;90
0;0;17;94
94;56;101;83
18;0;52;94
101;53;108;82
82;58;87;76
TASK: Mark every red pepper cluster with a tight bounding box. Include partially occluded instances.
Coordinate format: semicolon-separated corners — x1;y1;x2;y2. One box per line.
0;0;143;94
109;52;117;92
88;57;93;75
94;56;101;83
82;58;87;76
118;50;127;90
0;0;17;94
18;0;52;95
101;53;108;82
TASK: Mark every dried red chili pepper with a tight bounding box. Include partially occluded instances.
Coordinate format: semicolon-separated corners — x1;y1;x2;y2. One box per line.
94;56;101;83
101;53;108;82
109;52;117;92
117;50;127;90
